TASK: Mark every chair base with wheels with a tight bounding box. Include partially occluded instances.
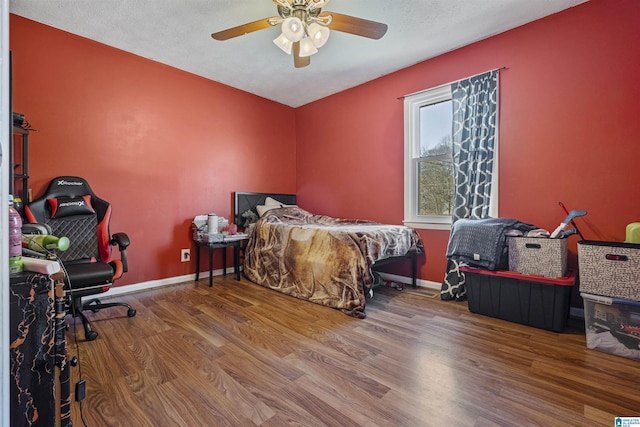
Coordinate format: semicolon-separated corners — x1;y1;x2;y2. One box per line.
71;296;136;341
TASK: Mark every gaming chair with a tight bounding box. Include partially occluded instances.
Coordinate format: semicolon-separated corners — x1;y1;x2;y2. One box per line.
24;176;136;341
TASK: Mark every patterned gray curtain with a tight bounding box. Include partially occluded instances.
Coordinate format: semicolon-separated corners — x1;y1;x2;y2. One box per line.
451;70;498;222
441;70;498;301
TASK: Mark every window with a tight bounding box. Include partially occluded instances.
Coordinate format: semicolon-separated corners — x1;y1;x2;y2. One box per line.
404;85;455;230
404;71;499;229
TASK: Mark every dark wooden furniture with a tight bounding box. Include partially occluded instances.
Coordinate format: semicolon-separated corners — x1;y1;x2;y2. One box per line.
194;237;249;286
11;125;29;201
9;271;71;427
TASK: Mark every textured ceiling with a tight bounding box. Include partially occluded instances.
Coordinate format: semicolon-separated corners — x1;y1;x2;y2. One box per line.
9;0;586;107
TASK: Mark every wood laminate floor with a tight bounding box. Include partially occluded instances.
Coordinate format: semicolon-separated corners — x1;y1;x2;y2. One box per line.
66;276;640;426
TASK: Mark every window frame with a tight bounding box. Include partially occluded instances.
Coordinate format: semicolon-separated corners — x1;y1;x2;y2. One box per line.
403;85;454;230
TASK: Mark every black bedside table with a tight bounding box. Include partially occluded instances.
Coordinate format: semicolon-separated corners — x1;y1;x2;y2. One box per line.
194;235;249;286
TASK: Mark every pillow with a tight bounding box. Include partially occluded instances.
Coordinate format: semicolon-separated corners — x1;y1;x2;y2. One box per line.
256;204;279;217
48;195;95;218
264;196;284;206
256;196;286;217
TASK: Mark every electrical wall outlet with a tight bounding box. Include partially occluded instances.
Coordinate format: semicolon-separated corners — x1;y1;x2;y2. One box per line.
181;249;191;262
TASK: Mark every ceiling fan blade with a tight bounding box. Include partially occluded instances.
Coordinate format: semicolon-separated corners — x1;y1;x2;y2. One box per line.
293;42;310;68
322;12;388;40
211;17;276;41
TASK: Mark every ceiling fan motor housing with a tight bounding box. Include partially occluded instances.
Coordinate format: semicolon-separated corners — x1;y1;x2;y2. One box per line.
277;0;322;22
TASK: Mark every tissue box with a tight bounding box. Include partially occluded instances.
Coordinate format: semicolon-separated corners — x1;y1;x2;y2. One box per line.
508;237;568;278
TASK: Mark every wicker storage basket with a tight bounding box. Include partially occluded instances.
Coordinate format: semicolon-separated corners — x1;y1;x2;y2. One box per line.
578;240;640;301
508;237;567;278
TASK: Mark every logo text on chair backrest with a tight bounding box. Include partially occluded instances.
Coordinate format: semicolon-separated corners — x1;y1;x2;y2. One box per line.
57;179;84;187
59;200;86;208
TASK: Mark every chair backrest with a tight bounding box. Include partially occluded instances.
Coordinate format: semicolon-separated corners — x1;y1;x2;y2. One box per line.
25;176;113;263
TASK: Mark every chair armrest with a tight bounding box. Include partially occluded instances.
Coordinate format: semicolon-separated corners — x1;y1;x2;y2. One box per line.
110;232;130;273
110;232;130;250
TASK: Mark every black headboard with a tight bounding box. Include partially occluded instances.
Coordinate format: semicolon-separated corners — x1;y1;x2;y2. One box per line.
234;192;297;227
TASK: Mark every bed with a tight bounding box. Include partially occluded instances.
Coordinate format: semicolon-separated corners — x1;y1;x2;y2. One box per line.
234;192;424;318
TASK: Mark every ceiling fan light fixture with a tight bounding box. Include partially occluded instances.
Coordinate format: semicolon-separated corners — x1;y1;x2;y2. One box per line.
307;22;330;48
281;17;304;42
273;33;293;55
211;0;388;68
298;36;319;57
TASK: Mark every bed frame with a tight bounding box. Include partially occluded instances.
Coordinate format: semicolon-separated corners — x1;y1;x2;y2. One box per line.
233;191;418;288
234;192;297;227
372;251;418;288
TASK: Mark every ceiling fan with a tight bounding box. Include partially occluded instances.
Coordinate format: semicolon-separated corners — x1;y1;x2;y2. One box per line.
211;0;388;68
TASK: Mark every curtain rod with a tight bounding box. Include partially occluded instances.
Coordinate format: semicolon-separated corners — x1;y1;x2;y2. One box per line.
397;66;508;100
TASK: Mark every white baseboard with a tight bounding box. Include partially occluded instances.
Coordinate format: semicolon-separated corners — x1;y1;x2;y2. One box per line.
377;271;441;291
105;271;588;322
102;269;441;299
101;268;226;298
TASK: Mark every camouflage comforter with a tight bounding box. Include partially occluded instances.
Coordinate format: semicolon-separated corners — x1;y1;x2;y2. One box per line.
243;206;423;318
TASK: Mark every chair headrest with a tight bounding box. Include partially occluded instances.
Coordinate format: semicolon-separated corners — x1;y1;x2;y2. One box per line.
42;176;97;199
26;176;108;224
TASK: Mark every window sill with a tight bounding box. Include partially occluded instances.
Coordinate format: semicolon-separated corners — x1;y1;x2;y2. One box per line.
403;220;451;231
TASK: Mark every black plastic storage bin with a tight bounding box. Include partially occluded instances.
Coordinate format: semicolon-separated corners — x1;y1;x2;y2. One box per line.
460;267;576;332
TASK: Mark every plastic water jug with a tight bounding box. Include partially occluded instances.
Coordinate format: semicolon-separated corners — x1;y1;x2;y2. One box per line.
9;195;23;273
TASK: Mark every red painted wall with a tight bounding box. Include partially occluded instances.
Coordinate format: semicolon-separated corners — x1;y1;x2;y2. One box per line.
9;0;640;289
296;0;640;283
9;15;296;286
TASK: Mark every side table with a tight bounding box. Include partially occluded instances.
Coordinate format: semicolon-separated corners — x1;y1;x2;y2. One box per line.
194;236;249;286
